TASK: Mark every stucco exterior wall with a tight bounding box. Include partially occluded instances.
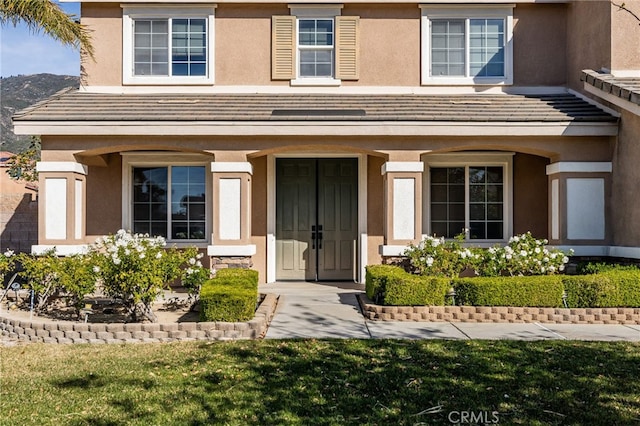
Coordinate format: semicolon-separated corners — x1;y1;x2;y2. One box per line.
611;109;640;247
610;0;640;71
82;3;123;87
512;153;549;238
86;154;122;237
512;4;567;86
249;156;268;283
80;2;580;88
566;0;612;91
367;155;385;266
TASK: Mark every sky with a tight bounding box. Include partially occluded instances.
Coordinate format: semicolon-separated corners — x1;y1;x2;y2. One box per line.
0;1;81;77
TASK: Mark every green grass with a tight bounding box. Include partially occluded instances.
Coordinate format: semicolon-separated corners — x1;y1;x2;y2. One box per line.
1;340;640;425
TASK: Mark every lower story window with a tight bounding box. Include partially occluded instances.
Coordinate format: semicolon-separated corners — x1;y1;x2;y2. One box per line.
430;165;504;240
132;165;206;240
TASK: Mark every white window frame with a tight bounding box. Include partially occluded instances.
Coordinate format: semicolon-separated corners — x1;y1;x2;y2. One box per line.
122;5;216;85
289;5;342;86
420;5;514;86
121;153;213;246
423;152;514;244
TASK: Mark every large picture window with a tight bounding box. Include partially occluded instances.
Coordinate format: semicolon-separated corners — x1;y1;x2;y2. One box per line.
123;6;215;85
132;165;206;240
424;153;513;241
421;6;513;85
298;18;334;78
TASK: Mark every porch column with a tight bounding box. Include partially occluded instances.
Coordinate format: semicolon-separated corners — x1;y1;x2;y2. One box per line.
33;161;88;255
208;162;256;270
546;162;612;249
380;161;424;257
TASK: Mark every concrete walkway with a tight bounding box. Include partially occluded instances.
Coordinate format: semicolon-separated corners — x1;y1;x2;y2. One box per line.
260;281;640;341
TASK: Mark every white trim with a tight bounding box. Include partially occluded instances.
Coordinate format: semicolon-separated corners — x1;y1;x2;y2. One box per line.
207;244;256;256
218;178;242;240
551;179;559;240
610;70;640;78
423;151;514;242
32;245;90;256
358;155;368;283
121;153;212;243
45;178;67;240
555;245;640;259
381;161;425;174
15;122;617;137
393;178;416;240
77;84;570;95
210;162;253;174
288;5;343;17
546;162;612;175
75;179;83;240
122;5;216;86
36;161;88;175
584;83;640;117
266;156;276;283
420;5;514;86
290;78;342;87
566;178;605;240
379;245;408;257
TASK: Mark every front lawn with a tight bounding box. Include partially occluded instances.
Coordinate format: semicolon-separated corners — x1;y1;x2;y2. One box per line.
1;340;639;425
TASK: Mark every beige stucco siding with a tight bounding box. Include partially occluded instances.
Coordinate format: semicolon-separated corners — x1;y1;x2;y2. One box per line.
79;2;593;88
82;3;123;87
513;4;567;86
86;154;122;237
610;0;640;71
249;156;268;282
216;4;288;86
367;155;385;266
512;153;549;238
611;109;640;247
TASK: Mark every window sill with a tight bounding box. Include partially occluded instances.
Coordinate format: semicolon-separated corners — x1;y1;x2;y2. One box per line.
123;76;214;86
291;78;341;87
422;76;512;86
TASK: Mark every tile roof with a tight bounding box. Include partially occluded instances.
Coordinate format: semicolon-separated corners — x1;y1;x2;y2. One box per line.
582;69;640;106
13;90;617;123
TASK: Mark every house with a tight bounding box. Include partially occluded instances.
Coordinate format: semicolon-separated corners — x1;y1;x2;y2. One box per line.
11;0;640;284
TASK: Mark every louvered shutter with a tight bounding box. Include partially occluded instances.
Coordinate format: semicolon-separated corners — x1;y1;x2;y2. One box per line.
335;16;359;80
272;16;296;80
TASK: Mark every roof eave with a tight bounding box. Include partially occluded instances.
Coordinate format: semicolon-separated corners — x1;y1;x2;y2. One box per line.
14;120;618;137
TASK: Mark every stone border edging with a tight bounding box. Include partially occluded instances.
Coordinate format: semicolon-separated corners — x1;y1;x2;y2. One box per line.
358;295;640;324
0;293;279;345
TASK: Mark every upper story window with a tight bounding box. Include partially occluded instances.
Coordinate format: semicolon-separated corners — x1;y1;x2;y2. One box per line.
123;6;215;85
421;6;513;85
272;5;359;86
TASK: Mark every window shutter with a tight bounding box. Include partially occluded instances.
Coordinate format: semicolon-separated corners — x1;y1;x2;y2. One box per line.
335;16;359;80
272;16;296;80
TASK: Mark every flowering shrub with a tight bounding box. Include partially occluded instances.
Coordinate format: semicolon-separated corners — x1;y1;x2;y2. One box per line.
404;232;571;278
476;232;572;277
0;249;16;281
17;250;97;313
404;233;479;279
88;230;207;322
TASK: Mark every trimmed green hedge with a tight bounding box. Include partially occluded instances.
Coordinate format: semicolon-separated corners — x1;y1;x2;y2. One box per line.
365;265;449;306
214;268;259;290
453;276;564;307
199;268;259;322
563;270;640;308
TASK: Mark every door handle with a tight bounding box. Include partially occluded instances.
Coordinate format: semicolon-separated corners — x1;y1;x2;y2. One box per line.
317;225;323;250
311;225;316;249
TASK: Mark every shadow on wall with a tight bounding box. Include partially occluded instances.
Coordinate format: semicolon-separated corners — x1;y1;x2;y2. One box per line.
0;191;38;253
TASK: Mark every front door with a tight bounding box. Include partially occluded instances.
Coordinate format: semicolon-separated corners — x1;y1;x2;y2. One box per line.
276;158;358;281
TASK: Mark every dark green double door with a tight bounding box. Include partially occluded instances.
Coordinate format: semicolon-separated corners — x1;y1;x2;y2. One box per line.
276;158;358;281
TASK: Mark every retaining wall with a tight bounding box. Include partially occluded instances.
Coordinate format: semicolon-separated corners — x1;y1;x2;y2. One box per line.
0;293;278;344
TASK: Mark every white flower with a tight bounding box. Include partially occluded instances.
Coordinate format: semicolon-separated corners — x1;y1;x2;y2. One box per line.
189;258;196;265
139;253;146;259
562;256;569;264
549;266;556;273
426;257;434;267
520;250;527;257
113;257;121;265
559;265;565;271
196;261;202;268
93;266;100;273
3;249;14;257
506;254;512;260
534;247;541;254
155;252;163;259
196;253;204;259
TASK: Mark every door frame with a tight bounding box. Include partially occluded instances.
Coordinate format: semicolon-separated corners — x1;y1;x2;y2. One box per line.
267;153;368;283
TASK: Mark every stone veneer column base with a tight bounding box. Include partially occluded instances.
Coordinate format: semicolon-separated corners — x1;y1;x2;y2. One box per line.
210;256;253;272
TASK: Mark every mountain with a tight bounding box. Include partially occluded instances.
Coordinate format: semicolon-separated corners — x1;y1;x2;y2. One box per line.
1;74;79;153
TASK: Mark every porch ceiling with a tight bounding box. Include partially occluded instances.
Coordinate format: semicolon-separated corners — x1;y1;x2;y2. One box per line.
13;90;618;137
